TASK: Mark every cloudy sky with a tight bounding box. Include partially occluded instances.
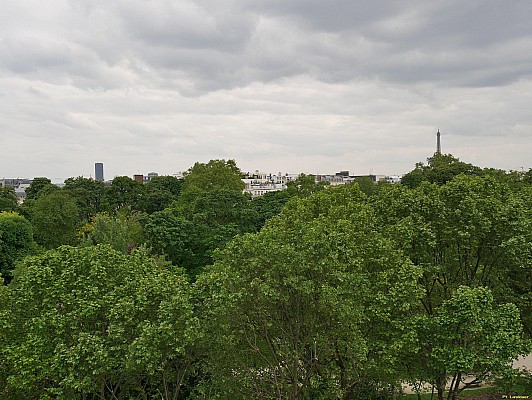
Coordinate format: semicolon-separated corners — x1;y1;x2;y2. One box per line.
1;0;531;181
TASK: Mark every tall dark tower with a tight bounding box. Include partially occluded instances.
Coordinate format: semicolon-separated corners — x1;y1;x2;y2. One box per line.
436;129;441;154
95;163;104;181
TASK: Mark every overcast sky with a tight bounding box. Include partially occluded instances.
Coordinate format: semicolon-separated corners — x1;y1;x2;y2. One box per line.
1;0;531;181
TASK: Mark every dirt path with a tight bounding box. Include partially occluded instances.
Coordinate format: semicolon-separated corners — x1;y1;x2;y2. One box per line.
403;354;531;395
514;354;532;371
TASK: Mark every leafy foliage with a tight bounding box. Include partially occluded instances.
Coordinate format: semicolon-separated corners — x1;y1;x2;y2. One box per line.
411;287;527;400
143;189;259;277
63;176;105;221
0;187;18;212
181;159;244;196
80;211;143;253
0;212;35;282
285;173;329;197
31;190;80;248
372;175;530;299
1;155;530;399
0;245;199;399
249;189;291;230
139;175;183;213
24;177;58;200
371;174;531;397
104;176;144;212
141;160;258;277
401;153;482;188
197;185;422;399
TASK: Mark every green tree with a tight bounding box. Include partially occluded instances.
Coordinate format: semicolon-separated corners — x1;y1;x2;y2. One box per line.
63;176;105;221
80;211;143;253
24;177;58;200
104;176;144;212
495;183;532;337
481;168;522;186
399;166;424;189
373;175;531;313
197;185;422;399
142;210;195;269
139;175;183;213
31;191;80;248
19;178;60;222
354;176;377;196
401;153;482;188
180;159;244;198
145;175;183;196
522;168;532;184
143;160;255;277
0;278;9;390
0;212;34;283
411;287;526;400
249;189;291;230
0;187;18;212
143;189;258;277
370;175;532;393
285;173;329;198
0;245;199;400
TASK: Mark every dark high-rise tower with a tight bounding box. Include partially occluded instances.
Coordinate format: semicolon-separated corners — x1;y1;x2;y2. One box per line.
95;163;104;181
436;129;441;154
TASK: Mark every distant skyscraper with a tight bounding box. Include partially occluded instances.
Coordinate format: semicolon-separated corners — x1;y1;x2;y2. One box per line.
436;129;441;154
95;163;104;181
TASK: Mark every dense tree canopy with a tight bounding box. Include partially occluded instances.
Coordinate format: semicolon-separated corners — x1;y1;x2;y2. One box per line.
197;185;423;399
0;212;34;282
369;174;532;398
80;212;143;253
249;189;291;230
0;187;18;212
0;155;530;399
401;153;482;188
181;159;244;197
285;173;329;198
24;177;58;200
31;190;80;249
0;245;198;400
142;160;258;277
143;189;259;277
372;175;532;334
145;175;183;196
140;175;183;213
104;176;144;212
523;168;532;184
408;286;526;400
63;176;105;221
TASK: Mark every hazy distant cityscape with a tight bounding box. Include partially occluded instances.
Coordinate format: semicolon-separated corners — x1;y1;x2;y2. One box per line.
1;161;404;203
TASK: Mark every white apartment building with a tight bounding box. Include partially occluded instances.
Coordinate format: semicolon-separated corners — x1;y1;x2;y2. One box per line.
242;171;299;198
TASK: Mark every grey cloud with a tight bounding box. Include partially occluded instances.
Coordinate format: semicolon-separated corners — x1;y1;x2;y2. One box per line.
0;0;531;179
243;0;532;88
237;0;403;32
0;34;72;74
116;0;256;51
3;0;531;93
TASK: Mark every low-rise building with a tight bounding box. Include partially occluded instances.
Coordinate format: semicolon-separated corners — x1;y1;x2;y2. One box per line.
242;171;299;198
1;178;32;203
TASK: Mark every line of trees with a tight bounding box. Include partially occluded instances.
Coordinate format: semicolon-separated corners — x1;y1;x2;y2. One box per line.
0;155;530;399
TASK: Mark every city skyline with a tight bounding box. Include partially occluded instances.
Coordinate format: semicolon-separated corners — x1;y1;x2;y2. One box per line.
1;1;531;180
2;162;403;184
